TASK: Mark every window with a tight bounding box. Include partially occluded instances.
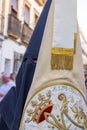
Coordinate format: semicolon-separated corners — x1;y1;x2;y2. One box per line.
34;9;39;26
24;5;30;24
11;0;18;17
35;14;38;25
4;59;11;75
12;0;18;11
13;52;23;72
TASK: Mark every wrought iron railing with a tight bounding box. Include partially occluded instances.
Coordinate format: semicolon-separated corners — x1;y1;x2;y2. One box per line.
21;22;33;44
8;14;21;38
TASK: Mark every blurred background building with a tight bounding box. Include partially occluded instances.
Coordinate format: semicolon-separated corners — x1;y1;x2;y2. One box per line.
0;0;87;75
0;0;46;74
80;28;87;73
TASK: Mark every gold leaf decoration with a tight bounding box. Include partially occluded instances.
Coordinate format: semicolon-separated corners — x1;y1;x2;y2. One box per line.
46;90;51;98
38;93;45;101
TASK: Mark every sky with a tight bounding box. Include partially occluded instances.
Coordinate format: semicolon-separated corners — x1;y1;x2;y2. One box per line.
77;0;87;40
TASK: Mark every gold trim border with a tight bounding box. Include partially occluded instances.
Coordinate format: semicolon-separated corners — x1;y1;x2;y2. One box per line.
51;47;74;56
74;33;77;54
74;33;77;40
20;81;86;130
51;33;77;56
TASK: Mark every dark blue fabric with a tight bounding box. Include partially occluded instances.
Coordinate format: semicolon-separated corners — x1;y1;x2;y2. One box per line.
0;87;16;129
0;117;9;130
0;87;16;130
0;0;52;129
11;1;52;129
10;59;36;130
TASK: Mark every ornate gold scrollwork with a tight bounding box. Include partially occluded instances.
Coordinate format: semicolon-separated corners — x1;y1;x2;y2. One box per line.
25;88;87;129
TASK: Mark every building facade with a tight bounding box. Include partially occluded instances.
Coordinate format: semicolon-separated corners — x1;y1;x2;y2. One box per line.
0;0;87;75
0;0;45;75
80;28;87;73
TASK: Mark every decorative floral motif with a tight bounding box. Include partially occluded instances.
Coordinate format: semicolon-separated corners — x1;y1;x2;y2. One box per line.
46;90;51;98
71;106;87;128
24;84;87;130
38;94;45;101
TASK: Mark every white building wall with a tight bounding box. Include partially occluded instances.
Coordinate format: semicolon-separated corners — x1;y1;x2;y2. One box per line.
17;0;43;29
28;0;43;29
18;0;24;22
4;0;10;36
0;0;2;14
1;39;26;74
0;0;44;75
30;6;36;28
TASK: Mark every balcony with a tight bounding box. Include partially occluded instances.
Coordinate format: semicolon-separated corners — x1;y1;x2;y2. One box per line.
7;14;21;39
35;0;45;6
0;15;4;35
21;22;33;44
